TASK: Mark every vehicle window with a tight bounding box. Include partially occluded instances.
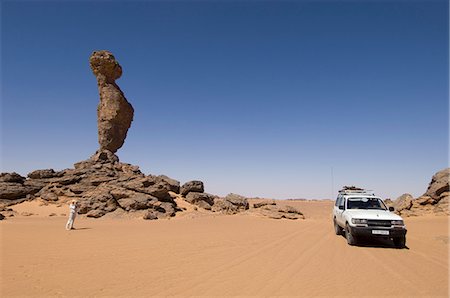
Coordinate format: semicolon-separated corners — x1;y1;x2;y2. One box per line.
335;196;340;206
347;198;386;210
338;197;344;208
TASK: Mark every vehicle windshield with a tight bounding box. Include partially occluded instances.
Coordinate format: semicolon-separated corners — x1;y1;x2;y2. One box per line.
347;197;387;210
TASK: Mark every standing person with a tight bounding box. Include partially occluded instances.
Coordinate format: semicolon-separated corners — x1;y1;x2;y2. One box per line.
65;200;78;230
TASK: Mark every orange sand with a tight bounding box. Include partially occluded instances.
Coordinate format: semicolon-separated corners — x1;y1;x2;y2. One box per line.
1;200;448;297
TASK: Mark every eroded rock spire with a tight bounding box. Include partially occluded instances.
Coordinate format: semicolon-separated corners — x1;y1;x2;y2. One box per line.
89;50;134;153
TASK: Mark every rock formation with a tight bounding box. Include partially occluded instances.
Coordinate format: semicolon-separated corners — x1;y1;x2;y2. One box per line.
90;50;134;153
0;50;305;221
388;168;449;216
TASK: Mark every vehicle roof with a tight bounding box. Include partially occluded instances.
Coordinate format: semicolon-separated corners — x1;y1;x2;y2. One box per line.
340;193;379;198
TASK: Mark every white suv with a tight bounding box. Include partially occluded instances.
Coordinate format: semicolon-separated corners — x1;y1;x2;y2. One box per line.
333;188;407;248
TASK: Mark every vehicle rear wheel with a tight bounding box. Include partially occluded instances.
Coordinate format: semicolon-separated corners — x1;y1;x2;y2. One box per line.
393;236;406;248
334;219;342;235
345;223;357;245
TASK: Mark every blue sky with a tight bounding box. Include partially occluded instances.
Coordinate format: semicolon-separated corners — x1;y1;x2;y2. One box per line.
1;0;448;199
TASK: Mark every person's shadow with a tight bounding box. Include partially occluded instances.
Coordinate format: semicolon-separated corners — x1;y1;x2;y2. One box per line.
72;227;92;231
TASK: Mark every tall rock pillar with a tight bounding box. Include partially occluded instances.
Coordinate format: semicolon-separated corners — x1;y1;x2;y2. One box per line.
89;50;134;153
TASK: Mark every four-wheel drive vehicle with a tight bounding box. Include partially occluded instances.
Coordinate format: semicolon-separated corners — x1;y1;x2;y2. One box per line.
333;188;407;248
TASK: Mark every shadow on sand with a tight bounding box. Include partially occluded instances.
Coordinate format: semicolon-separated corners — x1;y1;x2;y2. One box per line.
339;234;409;250
71;227;92;231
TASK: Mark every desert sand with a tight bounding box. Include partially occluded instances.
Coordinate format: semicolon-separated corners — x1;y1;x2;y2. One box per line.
1;200;448;297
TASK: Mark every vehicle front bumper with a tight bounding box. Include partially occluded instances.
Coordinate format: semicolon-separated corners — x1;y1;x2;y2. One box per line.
348;226;407;238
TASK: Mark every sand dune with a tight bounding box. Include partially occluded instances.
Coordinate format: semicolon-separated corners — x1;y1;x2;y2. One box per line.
1;200;448;297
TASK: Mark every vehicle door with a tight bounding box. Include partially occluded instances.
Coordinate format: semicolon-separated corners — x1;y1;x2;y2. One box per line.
336;197;346;226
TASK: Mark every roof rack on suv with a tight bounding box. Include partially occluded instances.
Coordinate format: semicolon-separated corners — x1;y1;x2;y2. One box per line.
338;186;375;196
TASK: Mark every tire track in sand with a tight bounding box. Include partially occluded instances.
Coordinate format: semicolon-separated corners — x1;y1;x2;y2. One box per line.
167;223;315;296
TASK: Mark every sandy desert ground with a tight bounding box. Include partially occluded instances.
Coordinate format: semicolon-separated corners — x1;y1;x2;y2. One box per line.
1;200;448;297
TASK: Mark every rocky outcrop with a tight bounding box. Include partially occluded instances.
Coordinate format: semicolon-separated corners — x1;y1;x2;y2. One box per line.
387;194;413;215
0;150;181;219
253;204;305;220
253;200;276;209
212;193;250;214
185;192;217;210
90;50;134;153
0;172;42;201
0;51;308;221
424;169;449;200
391;169;449;216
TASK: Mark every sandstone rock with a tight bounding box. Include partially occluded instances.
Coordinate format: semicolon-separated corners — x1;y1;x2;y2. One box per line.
122;175;177;202
434;195;449;215
0;182;40;200
424;168;450;200
195;200;212;210
256;204;305;220
90;51;134;153
158;175;180;194
0;172;25;183
143;210;158;220
212;198;236;214
223;193;249;210
27;169;60;179
393;194;414;213
180;180;204;196
86;209;106;218
212;194;250;214
185;192;215;206
40;192;58;202
383;199;394;208
253;200;276;208
118;193;158;211
155;202;177;217
90;150;120;164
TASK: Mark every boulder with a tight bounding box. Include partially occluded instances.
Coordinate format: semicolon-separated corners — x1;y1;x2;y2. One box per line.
180;180;204;196
27;169;59;179
121;175;176;202
86;209;106;218
212;198;237;214
255;204;305;220
0;182;41;200
424;168;450;200
158;175;180;194
253;200;276;208
0;172;25;183
118;193;158;211
185;192;215;206
223;193;249;210
393;194;414;213
212;193;249;214
143;210;158;220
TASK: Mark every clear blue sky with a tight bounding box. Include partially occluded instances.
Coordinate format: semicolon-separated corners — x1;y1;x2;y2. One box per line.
1;0;448;199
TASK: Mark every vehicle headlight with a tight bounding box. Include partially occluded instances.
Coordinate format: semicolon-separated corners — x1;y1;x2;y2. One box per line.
391;220;404;226
352;218;368;224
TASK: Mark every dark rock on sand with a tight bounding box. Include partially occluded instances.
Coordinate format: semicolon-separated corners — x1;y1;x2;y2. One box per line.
212;193;250;214
180;180;204;196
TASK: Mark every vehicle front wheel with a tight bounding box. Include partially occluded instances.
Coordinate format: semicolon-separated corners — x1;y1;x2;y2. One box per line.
345;223;357;246
334;219;342;235
393;236;406;248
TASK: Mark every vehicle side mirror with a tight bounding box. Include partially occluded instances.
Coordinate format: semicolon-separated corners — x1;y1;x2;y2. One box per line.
389;207;394;212
338;205;344;210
